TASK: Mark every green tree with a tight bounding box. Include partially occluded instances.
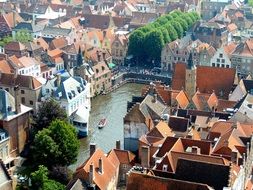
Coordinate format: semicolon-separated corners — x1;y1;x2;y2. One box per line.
144;30;164;64
160;27;171;43
15;29;32;43
181;13;194;26
31;165;65;190
248;0;253;6
128;30;146;62
164;23;178;41
34;99;67;130
175;17;189;31
164;14;173;21
170;21;184;38
32;129;61;167
31;120;79;167
156;16;168;26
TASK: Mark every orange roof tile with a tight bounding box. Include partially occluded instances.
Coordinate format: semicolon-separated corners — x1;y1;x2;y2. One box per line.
48;48;63;58
75;148;118;190
196;66;235;98
176;90;189;109
0;60;13;73
227;23;237;32
108;149;135;165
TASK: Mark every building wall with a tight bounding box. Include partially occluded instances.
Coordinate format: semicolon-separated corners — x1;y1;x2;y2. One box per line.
185;68;196;98
201;1;229;21
231;55;253;76
0;137;10;163
0;112;30;158
210;48;231;68
118;164;132;186
124;122;148;152
111;40;127;65
0;86;41;114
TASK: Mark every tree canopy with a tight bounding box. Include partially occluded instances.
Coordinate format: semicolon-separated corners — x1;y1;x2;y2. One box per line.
31;119;80;168
31;165;65;190
127;10;200;66
33;99;68;130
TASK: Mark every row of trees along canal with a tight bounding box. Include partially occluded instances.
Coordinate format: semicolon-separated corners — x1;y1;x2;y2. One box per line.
17;99;80;190
127;10;200;67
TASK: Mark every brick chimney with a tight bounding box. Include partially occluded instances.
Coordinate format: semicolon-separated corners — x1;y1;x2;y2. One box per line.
90;143;96;157
89;163;94;186
96;51;101;62
56;73;61;87
116;140;121;149
141;146;150;168
14;85;21;114
192;146;200;154
98;157;103;174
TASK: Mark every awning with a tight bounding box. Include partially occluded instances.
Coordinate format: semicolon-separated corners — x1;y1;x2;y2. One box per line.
108;62;116;69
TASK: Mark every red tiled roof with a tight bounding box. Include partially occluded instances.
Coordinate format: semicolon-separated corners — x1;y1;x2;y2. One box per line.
172;63;186;90
196;66;235;98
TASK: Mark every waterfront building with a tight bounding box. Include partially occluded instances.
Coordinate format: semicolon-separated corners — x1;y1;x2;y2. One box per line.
0;89;32;173
41;73;90;136
111;34;128;65
0;73;42;114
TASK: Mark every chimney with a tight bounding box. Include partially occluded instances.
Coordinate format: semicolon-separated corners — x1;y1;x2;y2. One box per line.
56;73;61;87
231;149;238;165
14;85;21;114
0;70;2;79
116;140;121;149
97;51;101;62
192;146;200;154
102;52;106;61
89;163;94;185
90;143;96;157
98;157;103;174
152;93;157;103
141;146;150;168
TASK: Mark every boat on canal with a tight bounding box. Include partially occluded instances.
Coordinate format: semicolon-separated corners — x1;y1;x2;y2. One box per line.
98;118;107;129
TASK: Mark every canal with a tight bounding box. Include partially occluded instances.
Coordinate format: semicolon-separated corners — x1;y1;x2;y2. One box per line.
70;83;143;170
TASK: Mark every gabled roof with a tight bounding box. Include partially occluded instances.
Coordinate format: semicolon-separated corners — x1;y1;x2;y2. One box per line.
196;66;235;98
108;149;135;165
74;148;118;190
232;39;253;57
0;60;13;73
147;121;174;138
124;103;146;123
4;41;26;51
49;37;68;50
175;90;189;109
81;14;114;30
0;73;42;90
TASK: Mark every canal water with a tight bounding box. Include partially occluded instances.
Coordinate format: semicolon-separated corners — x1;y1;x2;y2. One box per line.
70;83;143;170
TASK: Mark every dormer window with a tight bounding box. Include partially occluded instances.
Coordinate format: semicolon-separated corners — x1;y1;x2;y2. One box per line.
96;69;99;73
162;164;168;172
68;92;72;99
102;66;105;71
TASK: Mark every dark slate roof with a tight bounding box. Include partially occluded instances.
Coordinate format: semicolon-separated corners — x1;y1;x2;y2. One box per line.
42;26;72;36
13;22;44;32
243;80;253;93
175;158;230;190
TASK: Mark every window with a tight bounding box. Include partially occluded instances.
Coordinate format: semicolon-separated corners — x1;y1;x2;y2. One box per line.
21;97;25;104
221;59;225;63
30;101;33;105
217;58;220;62
217;64;220;67
219;53;223;58
221;64;225;67
162;164;168;171
226;65;229;68
212;63;215;67
21;90;25;94
5;88;9;92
